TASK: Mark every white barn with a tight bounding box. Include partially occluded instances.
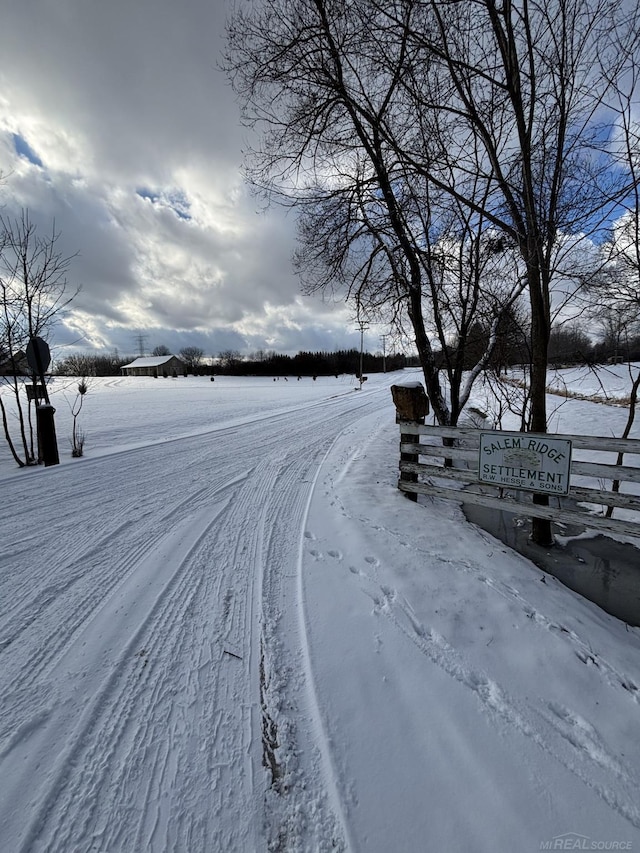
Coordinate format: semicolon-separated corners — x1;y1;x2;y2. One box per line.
121;355;185;377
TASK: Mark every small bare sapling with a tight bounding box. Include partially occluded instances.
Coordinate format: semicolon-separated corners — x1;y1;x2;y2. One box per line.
70;378;88;457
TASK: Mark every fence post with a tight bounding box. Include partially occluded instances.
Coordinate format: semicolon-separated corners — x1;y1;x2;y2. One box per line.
391;383;429;502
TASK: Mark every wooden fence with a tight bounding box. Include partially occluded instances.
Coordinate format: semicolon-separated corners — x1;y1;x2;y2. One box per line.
398;422;640;540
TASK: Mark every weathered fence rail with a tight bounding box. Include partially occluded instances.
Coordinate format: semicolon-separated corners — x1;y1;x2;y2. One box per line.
397;422;640;540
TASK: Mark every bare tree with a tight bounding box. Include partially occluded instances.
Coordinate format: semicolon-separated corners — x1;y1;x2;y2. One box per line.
217;349;242;372
586;62;640;351
152;344;171;356
390;0;640;542
55;353;94;377
396;0;638;421
0;212;78;466
227;0;525;426
56;352;129;377
179;346;204;373
579;66;640;514
226;0;640;543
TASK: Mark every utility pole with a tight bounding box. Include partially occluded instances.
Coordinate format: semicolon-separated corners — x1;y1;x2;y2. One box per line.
380;334;388;373
357;319;369;390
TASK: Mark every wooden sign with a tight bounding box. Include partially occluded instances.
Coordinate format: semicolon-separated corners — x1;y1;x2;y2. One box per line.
26;384;47;402
478;431;572;495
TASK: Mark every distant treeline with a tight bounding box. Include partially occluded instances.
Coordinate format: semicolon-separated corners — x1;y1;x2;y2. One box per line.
215;349;408;376
54;329;640;379
55;349;409;377
56;353;131;377
437;318;640;372
546;327;640;368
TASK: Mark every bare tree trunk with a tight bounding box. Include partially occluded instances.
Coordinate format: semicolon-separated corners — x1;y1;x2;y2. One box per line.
0;396;24;467
605;369;640;518
5;373;34;465
528;269;554;545
408;286;450;426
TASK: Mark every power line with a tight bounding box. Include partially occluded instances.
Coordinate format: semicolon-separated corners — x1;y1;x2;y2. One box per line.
134;334;149;358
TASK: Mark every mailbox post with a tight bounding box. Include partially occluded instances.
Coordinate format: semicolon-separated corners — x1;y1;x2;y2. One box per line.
26;336;59;467
36;404;59;467
391;382;430;502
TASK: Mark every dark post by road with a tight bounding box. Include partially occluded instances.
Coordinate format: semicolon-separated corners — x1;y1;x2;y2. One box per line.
26;336;60;466
391;383;430;502
36;404;60;467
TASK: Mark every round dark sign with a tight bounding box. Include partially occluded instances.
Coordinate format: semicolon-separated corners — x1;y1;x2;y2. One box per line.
26;337;51;373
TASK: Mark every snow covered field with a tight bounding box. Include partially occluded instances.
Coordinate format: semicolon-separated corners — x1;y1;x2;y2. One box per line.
1;369;640;852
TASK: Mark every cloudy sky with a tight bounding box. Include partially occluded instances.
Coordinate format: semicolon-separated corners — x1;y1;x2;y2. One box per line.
0;0;378;360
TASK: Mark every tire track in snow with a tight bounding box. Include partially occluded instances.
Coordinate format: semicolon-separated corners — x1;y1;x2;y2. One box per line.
246;408;388;851
241;419;373;849
5;502;231;853
0;380;395;852
21;465;278;853
6;451;302;852
0;471;252;704
292;435;356;853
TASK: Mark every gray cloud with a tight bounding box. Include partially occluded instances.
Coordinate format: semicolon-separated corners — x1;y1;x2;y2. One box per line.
0;0;367;357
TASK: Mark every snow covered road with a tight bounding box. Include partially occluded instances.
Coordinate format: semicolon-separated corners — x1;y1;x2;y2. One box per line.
0;378;387;851
1;371;640;852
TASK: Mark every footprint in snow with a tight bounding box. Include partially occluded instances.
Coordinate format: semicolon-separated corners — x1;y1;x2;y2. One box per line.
364;555;380;567
380;584;396;601
546;702;614;767
548;622;572;637
327;549;342;560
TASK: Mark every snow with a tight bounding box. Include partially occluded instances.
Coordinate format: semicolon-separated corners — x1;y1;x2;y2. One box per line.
1;369;639;852
120;356;182;369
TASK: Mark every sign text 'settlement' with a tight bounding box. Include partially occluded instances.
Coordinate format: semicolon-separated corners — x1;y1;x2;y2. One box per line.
478;432;572;495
